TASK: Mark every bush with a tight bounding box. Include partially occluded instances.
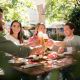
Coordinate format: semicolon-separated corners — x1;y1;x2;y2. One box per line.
68;6;80;36
50;34;65;41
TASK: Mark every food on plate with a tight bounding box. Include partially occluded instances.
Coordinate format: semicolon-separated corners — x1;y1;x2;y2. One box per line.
47;52;58;59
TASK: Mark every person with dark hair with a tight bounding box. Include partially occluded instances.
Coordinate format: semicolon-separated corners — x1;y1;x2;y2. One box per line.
0;8;44;80
0;8;3;20
49;22;80;80
5;20;23;45
57;22;80;80
0;8;3;13
55;22;80;48
63;22;80;47
0;21;31;80
0;24;43;80
0;8;4;31
65;22;75;29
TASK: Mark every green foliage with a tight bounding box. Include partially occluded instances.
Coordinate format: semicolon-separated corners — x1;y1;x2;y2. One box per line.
50;34;65;41
0;0;33;22
68;6;80;35
46;0;77;23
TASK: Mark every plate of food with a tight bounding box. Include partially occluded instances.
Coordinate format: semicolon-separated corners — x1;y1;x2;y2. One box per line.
28;55;47;62
47;51;58;59
9;58;25;66
21;63;43;69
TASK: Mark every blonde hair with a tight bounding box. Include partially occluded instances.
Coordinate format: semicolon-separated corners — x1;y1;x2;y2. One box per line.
34;23;46;35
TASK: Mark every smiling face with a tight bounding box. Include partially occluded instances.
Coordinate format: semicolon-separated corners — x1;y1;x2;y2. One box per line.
11;22;21;34
37;24;46;33
64;25;74;37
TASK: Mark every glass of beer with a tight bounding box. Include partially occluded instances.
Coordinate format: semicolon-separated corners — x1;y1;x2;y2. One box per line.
43;34;49;42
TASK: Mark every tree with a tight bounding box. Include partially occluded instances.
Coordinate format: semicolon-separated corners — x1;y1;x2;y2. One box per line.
68;6;80;35
0;0;34;22
46;0;77;23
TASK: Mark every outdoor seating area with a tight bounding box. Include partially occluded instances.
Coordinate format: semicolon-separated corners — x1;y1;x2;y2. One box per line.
0;0;80;80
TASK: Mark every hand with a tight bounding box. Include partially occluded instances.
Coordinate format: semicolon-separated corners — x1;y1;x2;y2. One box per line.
58;47;64;54
54;41;66;47
31;47;44;55
44;39;54;49
47;52;58;59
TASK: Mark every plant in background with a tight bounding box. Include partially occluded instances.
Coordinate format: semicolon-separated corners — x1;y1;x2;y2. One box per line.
68;6;80;36
46;0;76;23
0;0;33;22
50;34;65;41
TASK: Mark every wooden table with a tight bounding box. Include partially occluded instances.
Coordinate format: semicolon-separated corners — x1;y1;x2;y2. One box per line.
13;65;52;76
12;57;74;76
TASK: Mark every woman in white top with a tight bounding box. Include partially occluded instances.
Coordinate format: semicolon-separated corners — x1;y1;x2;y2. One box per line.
5;20;23;45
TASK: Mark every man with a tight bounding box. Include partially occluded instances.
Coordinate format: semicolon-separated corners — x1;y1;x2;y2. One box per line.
60;22;80;80
0;8;43;80
45;22;80;80
63;22;80;47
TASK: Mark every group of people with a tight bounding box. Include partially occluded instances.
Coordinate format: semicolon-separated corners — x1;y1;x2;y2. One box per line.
0;7;80;80
0;8;45;80
28;20;80;80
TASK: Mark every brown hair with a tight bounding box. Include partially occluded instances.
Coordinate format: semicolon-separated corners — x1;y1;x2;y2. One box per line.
0;8;3;13
0;21;3;31
10;20;23;44
0;8;3;31
65;22;75;30
34;23;46;35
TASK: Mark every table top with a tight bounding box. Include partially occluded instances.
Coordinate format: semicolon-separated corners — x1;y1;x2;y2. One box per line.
12;56;75;76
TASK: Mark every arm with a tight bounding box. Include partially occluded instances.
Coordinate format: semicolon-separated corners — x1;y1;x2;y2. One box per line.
0;36;31;58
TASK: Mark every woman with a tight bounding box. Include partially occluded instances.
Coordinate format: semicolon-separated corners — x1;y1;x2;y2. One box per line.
0;9;31;80
0;23;43;80
28;23;55;55
0;8;44;80
29;23;54;45
5;20;23;45
28;23;47;46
